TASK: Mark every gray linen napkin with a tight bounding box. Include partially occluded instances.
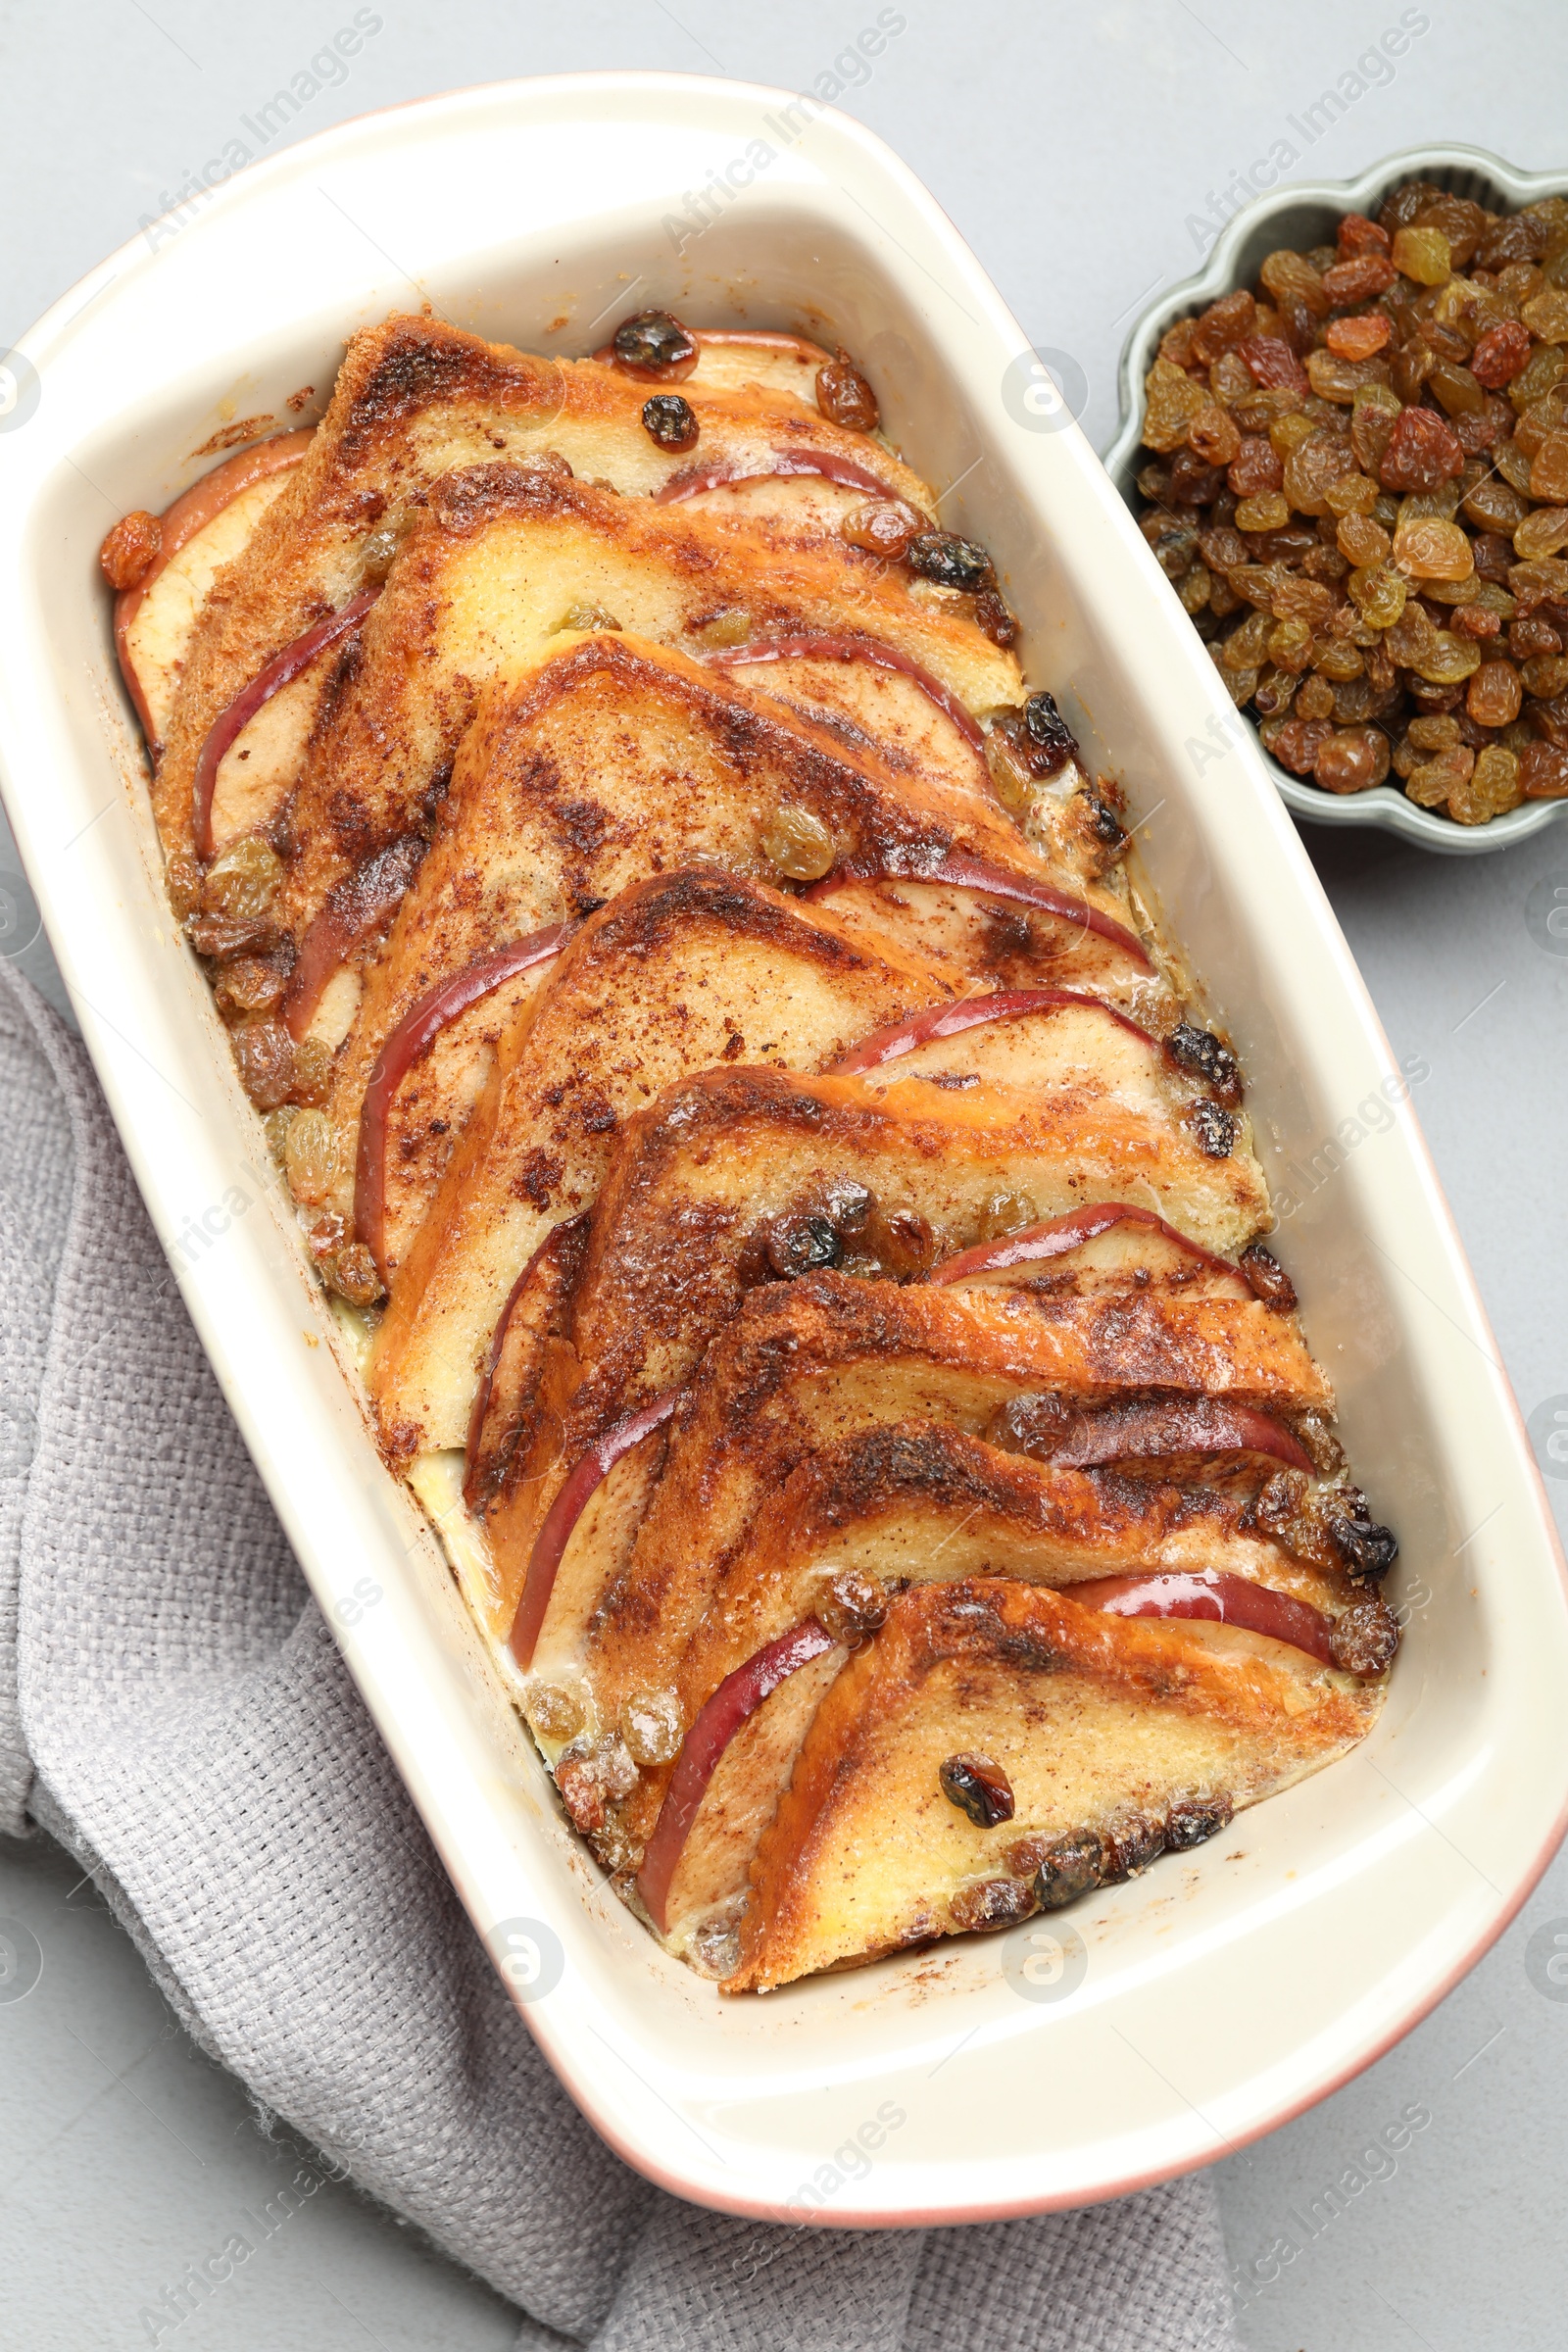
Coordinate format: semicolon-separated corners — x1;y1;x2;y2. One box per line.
0;956;1235;2349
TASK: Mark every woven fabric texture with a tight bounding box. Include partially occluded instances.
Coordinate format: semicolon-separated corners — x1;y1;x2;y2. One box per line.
0;959;1235;2349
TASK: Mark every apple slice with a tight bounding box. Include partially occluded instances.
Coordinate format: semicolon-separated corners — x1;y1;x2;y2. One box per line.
1071;1569;1338;1668
464;1212;590;1511
637;1616;839;1933
355;924;564;1278
282;831;428;1041
931;1202;1243;1290
805;849;1150;967
511;1387;684;1670
655;447;908;511
1031;1397;1313;1481
727;1577;1374;1991
115;429;313;751
593;325;832;401
704;629;985;755
829;986;1151;1074
192;586;379;860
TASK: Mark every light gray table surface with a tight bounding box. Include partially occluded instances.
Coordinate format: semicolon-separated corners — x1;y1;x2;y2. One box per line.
3;6;1567;2345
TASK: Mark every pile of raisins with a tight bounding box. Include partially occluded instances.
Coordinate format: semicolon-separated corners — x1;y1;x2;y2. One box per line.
1137;179;1568;825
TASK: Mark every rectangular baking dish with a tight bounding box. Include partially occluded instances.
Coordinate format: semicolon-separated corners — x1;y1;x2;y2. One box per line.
0;74;1564;2226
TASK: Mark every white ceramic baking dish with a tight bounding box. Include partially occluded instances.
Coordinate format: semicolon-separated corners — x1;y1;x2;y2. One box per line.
1;74;1564;2228
1102;142;1568;857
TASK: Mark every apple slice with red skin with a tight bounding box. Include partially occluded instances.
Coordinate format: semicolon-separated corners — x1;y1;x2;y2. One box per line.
511;1386;685;1670
464;1211;589;1512
803;851;1151;968
282;830;428;1041
116;429;314;749
593;326;832;385
1036;1396;1313;1480
192;586;380;859
828;986;1153;1076
637;1616;839;1933
704;629;985;756
1069;1569;1338;1669
637;1567;1343;1932
355;923;565;1280
931;1201;1241;1289
655;447;909;511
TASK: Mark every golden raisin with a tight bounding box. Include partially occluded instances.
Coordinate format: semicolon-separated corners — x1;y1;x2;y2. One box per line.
1393;514;1473;580
1451;744;1523;821
327;1242;384;1308
292;1036;333;1108
524;1681;586;1742
1313;726;1390;794
815;348;878;431
1466;659;1523;727
1392;226;1452;284
1348;564;1407;626
840;500;919;559
1338;512;1391;566
975;1189;1039;1242
1515;508;1568;563
283;1107;338;1205
202;835;282;920
1324;314;1392;362
99;510;162;591
761;806;835;881
1187;405;1243;466
619;1690;683;1767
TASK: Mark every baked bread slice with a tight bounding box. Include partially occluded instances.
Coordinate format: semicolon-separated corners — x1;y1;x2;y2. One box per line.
153;312;937;861
722;1577;1376;1990
500;1263;1328;1667
262;468;1024;1004
478;1060;1272;1488
366;869;955;1452
309;621;1080;1250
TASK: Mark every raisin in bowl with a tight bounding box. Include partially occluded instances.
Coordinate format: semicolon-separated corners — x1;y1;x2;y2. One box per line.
1103;144;1568;854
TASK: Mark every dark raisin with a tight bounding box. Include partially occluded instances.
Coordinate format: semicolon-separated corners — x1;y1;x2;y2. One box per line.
612;309;696;376
906;531;992;591
1330;1595;1401;1676
938;1751;1015;1828
230;1018;295;1110
813;1567;888;1646
642;393;699;452
1163;1020;1242;1103
988;1393;1074;1459
1190;1100;1237;1158
1329;1511;1399;1584
1021;689;1080;773
1032;1832;1102;1910
949;1877;1035;1934
763;1212;839;1278
1081;789;1126;848
1164;1793;1234;1851
859;1203;934;1281
1101;1813;1165;1882
1239;1242;1298;1310
815;347;879;431
973;587;1018;647
829;1180;874;1233
185;911;280;959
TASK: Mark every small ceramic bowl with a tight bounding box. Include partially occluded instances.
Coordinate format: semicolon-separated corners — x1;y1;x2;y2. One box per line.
1103;142;1568;856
